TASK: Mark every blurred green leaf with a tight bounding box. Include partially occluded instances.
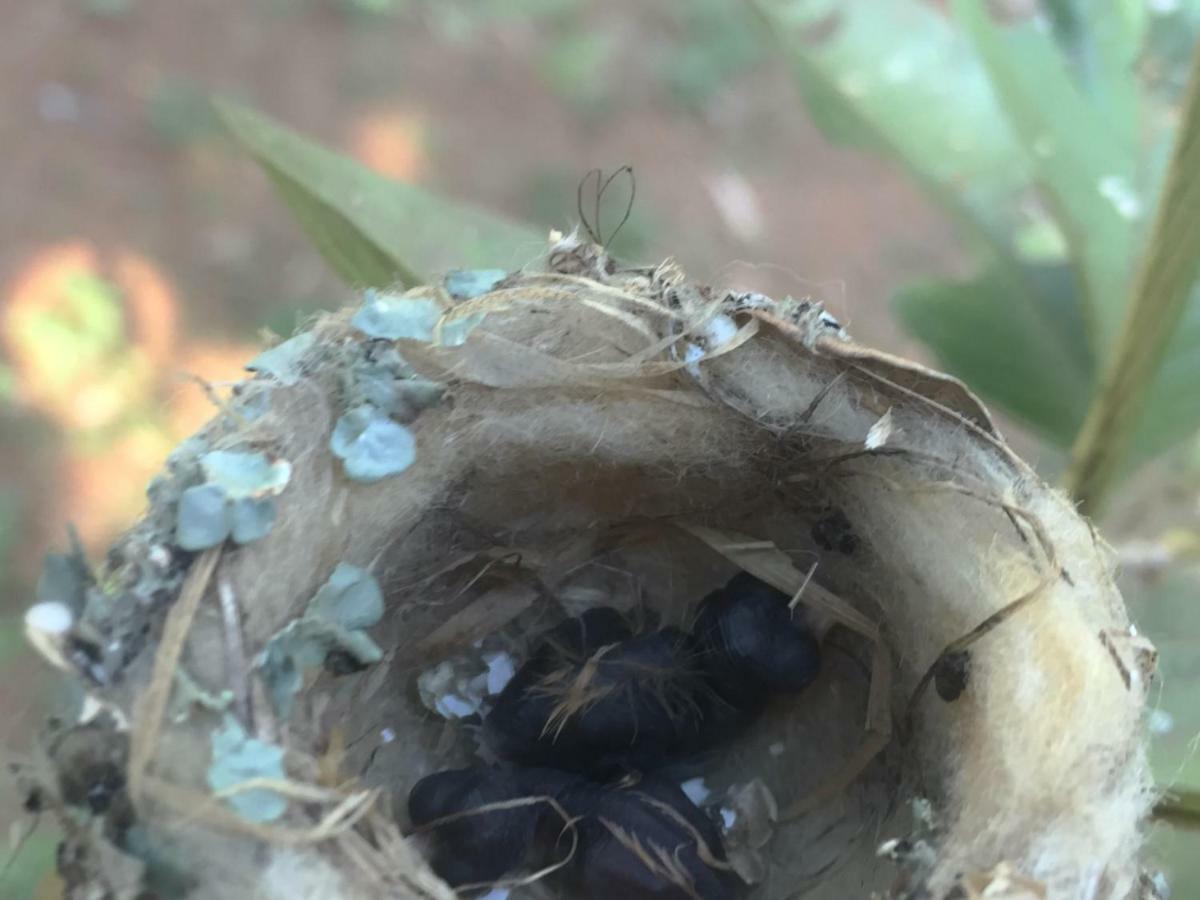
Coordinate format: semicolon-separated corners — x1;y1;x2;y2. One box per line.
1065;48;1200;510
1041;0;1144;129
538;31;616;114
148;80;221;146
895;265;1094;444
1142;3;1200;100
215;99;541;289
1132;288;1200;462
956;0;1139;359
660;0;761;109
754;0;1031;254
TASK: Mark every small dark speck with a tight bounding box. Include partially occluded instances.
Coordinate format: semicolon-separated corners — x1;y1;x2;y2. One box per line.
23;786;45;813
812;509;859;555
934;650;971;703
324;649;370;676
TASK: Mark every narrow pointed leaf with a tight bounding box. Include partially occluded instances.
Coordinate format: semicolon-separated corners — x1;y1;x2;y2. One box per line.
215;99;541;289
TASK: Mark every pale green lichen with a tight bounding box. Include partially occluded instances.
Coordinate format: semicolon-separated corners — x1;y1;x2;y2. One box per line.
245;332;315;386
255;564;384;717
206;715;287;823
444;268;506;300
330;404;416;483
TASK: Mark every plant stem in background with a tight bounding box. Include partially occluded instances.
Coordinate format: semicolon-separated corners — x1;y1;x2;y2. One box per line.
1155;788;1200;831
1064;48;1200;516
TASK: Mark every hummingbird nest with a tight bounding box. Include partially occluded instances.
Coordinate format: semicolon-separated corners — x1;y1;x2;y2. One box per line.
19;235;1155;900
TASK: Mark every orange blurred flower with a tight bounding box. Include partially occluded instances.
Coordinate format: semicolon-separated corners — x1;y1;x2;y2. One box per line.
348;110;426;182
2;242;179;430
60;426;176;546
3;240;269;552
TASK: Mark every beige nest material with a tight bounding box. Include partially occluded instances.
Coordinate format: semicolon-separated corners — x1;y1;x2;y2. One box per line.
16;234;1155;900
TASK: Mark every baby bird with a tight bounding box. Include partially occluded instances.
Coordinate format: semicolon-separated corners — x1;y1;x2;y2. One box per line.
408;765;738;899
482;572;821;776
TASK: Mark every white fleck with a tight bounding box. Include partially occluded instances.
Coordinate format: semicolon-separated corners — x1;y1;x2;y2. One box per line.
78;695;129;730
769;741;786;757
484;651;516;695
419;661;483;719
1098;174;1143;220
882;55;914;84
683;342;705;379
380;727;396;744
703;313;739;349
836;71;869;98
37;82;81;124
680;777;711;805
1149;0;1181;14
720;807;738;829
477;889;511;900
865;408;896;450
107;640;121;653
25;602;74;635
434;693;479;719
1149;709;1174;735
79;695;104;724
704;171;765;243
1033;134;1055;158
876;837;902;858
148;544;172;569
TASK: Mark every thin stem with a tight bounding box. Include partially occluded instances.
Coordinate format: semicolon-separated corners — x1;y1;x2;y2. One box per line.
1064;48;1200;514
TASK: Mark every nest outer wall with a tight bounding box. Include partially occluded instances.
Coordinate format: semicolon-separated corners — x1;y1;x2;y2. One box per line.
30;238;1154;900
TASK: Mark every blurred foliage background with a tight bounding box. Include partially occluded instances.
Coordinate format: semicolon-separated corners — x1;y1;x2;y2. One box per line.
3;0;1200;896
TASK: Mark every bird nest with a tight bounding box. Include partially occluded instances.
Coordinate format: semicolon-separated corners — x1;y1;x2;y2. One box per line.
19;235;1154;900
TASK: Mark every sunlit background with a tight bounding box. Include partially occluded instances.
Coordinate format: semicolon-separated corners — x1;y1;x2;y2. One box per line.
2;1;1199;896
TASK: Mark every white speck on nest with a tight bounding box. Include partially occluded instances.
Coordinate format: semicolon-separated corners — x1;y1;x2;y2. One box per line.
769;741;785;757
680;777;711;806
720;808;738;830
25;601;74;635
484;651;516;695
865;408;897;450
703;313;739;349
434;693;480;720
683;342;705;377
477;889;511;900
418;660;486;720
380;727;396;744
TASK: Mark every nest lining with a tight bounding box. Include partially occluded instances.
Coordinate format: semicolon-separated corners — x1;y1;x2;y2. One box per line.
23;237;1155;900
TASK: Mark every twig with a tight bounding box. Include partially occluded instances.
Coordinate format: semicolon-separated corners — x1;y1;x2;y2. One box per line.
218;575;252;728
129;547;222;811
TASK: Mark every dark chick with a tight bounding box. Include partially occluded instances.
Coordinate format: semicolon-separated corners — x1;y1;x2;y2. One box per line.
480;602;700;772
553;774;739;900
407;767;547;888
690;572;822;730
483;573;821;775
409;766;738;899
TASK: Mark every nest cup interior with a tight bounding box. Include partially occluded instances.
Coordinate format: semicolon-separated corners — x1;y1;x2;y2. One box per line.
339;477;897;898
